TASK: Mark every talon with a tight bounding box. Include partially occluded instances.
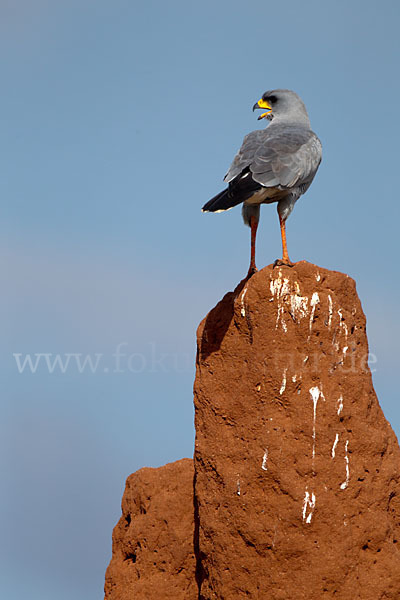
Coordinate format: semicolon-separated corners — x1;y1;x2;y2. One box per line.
247;266;258;278
273;259;294;268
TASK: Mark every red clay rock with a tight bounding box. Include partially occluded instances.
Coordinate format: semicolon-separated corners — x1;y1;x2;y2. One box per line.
106;261;400;599
194;261;400;599
104;458;197;600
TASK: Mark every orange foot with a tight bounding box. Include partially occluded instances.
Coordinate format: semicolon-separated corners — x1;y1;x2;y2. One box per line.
246;265;258;278
273;259;294;268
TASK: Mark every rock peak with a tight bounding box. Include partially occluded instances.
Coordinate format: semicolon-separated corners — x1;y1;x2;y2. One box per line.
105;262;400;600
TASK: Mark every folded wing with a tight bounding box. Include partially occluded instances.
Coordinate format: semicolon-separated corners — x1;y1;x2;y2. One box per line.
224;126;322;191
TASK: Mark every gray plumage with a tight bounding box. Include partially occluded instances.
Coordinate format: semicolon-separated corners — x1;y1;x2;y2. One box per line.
203;89;322;225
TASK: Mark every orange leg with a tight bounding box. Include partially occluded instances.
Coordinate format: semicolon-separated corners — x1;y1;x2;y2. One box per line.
247;215;259;276
278;214;293;266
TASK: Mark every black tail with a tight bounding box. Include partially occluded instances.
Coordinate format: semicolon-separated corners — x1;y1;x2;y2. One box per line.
203;169;263;213
202;188;244;213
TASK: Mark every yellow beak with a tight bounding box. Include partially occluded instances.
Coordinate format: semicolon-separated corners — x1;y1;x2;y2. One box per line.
252;98;273;120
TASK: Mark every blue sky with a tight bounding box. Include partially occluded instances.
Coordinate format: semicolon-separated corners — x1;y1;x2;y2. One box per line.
3;1;400;598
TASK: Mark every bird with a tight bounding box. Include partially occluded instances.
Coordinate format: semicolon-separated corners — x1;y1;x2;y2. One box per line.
202;89;322;275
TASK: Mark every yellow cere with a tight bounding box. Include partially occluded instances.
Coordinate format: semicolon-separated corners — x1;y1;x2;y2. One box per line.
256;98;272;111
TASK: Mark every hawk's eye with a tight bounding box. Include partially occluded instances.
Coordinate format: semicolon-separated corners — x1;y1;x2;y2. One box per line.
268;95;277;104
